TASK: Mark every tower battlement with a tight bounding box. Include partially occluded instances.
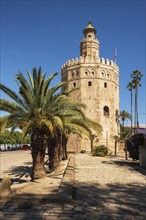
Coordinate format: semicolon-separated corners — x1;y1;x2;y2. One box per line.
62;56;119;71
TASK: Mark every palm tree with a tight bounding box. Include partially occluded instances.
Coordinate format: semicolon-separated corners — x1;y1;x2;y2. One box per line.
120;110;131;132
47;94;102;170
0;68;68;180
0;67;102;180
130;70;143;132
126;81;134;134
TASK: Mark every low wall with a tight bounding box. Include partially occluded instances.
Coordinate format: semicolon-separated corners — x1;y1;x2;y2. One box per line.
139;134;146;169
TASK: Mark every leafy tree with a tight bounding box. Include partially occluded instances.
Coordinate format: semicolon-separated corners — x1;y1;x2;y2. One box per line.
0;130;30;145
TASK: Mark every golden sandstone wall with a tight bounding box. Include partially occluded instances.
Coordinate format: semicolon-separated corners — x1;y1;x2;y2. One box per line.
61;22;120;152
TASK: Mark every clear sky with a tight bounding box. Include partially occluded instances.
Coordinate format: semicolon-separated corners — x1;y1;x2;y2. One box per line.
1;0;146;125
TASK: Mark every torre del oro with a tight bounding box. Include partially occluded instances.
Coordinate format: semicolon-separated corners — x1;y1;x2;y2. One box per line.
61;22;120;152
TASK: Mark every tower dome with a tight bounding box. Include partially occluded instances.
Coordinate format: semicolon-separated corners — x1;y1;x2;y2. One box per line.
83;21;97;36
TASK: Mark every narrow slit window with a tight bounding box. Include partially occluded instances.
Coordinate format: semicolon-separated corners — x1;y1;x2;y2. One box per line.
104;82;107;88
103;106;109;117
73;82;76;87
88;81;92;86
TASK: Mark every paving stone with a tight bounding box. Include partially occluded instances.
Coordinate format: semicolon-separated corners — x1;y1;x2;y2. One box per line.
45;216;59;220
0;154;146;220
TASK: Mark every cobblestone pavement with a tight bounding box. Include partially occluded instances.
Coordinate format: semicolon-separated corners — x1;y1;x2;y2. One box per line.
0;153;146;220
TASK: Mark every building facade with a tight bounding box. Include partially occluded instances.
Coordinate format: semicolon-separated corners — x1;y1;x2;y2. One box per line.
61;22;120;152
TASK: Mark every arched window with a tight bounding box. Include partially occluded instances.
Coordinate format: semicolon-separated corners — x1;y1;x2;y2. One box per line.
102;72;104;77
85;70;88;75
104;82;107;88
73;82;76;87
88;81;92;86
103;106;109;117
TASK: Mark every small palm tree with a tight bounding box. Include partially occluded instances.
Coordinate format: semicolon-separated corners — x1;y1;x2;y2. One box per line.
120;110;131;132
47;94;102;170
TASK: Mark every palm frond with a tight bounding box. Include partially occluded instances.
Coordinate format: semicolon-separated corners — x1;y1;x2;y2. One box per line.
0;83;24;107
0;99;25;113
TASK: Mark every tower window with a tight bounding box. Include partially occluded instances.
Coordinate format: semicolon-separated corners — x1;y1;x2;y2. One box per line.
115;109;119;123
104;82;107;88
102;72;104;77
88;34;91;38
88;81;92;86
73;82;76;87
92;71;94;75
85;71;88;75
103;106;109;117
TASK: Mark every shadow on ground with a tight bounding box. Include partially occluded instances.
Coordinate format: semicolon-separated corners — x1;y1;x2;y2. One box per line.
102;157;146;176
0;181;146;219
1;159;52;185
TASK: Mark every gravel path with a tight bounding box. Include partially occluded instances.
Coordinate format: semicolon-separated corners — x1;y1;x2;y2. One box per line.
74;154;146;219
75;154;146;185
0;151;32;179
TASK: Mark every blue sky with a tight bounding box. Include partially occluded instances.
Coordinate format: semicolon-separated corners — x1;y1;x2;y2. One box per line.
1;0;146;125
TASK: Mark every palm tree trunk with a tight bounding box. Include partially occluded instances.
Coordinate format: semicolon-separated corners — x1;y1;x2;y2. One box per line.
62;134;68;160
122;119;125;132
48;138;60;170
130;90;133;134
136;86;138;130
57;133;62;162
31;136;46;180
134;86;137;133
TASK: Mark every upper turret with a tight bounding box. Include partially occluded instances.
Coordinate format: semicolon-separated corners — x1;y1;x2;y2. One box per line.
83;21;97;38
80;21;99;59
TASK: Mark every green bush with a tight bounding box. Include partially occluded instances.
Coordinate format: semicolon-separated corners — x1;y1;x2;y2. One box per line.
91;145;108;157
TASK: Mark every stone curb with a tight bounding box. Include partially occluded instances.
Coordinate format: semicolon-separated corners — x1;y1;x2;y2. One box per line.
58;155;75;201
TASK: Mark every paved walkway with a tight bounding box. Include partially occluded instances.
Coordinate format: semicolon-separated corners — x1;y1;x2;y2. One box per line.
0;154;146;220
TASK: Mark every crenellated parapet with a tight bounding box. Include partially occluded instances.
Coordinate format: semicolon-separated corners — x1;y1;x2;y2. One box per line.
62;56;119;71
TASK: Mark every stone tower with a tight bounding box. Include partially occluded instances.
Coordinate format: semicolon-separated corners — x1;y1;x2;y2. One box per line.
61;22;120;152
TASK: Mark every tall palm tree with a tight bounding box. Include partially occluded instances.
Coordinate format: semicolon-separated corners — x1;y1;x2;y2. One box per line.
130;70;143;132
120;110;131;132
0;68;67;179
126;81;134;134
0;67;102;180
